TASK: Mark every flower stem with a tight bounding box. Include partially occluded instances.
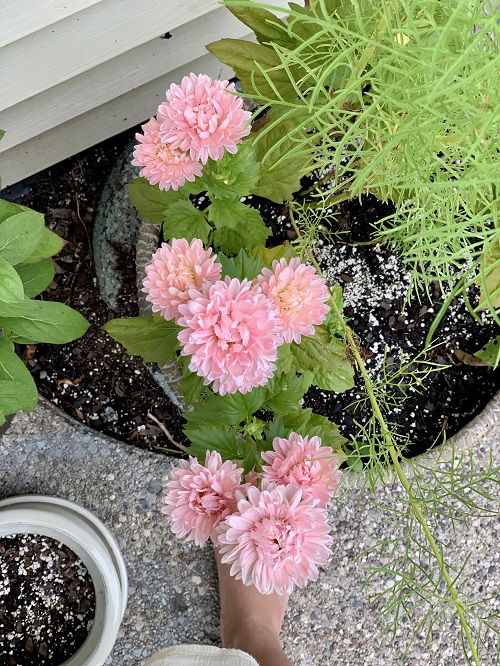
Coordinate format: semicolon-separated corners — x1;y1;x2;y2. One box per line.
289;207;481;666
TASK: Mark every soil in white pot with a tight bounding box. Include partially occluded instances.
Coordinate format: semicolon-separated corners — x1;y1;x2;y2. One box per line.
0;534;95;666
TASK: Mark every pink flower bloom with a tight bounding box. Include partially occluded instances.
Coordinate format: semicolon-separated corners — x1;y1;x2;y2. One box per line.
132;116;203;191
158;73;251;164
217;482;332;595
261;432;341;507
143;239;222;323
177;277;281;395
255;258;330;343
162;451;245;546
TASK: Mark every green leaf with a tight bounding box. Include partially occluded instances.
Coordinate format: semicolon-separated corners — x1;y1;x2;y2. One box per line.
103;316;180;365
218;249;264;280
179;359;207;406
0;198;23;224
275;342;294;375
213;212;270;255
477;236;500;311
0;338;38;414
265;372;306;415
22;228;64;263
163;200;211;243
227;5;294;48
206;38;297;101
250;242;296;267
0;258;25;302
251;120;308;203
0;211;45;265
199;142;260;200
185;387;267;427
15;260;55;297
282;408;347;450
475;336;500;369
128;177;187;223
184;424;240;461
0;300;89;344
208;199;256;231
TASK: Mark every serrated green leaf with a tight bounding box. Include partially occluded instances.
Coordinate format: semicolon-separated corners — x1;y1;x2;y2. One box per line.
179;368;206;406
213;213;270;254
206;38;297;101
15;260;55;297
0;338;38;414
275;343;294;375
103;316;180;365
128;177;187;223
22;228;64;263
250;242;297;267
265;372;306;415
475;336;500;369
163;200;211;243
324;285;344;337
184;425;240;462
0;258;24;302
185;387;267;427
0;211;45;265
251;120;309;203
0;198;23;224
207;199;257;231
199;142;260;200
281;408;347;450
0;300;89;344
227;5;294;48
218;249;264;281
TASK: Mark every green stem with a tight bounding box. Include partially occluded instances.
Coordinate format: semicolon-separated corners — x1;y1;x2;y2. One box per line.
425;273;467;348
289;207;481;666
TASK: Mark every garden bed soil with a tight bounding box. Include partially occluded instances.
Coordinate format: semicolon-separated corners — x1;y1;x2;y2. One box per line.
0;534;95;666
2;132;498;458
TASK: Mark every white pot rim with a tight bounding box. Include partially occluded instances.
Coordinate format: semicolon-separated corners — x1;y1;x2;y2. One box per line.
0;495;128;666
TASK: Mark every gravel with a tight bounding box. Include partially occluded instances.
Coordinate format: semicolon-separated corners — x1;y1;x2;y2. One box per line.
0;400;498;666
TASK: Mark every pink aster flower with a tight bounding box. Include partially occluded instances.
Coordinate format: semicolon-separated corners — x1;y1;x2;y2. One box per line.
162;451;245;546
177;277;281;395
255;258;330;343
261;432;341;508
132;116;203;191
143;238;222;323
217;482;332;595
158;73;251;164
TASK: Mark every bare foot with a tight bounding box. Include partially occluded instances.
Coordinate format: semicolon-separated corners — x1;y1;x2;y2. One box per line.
214;547;292;666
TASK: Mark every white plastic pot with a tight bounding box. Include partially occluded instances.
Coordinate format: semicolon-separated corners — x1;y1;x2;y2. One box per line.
0;495;128;666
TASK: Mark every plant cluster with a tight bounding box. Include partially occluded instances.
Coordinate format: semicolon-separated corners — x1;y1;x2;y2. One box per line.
0;138;89;424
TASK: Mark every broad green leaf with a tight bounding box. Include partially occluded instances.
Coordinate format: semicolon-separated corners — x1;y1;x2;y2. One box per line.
218;249;264;281
282;407;347;450
0;412;5;426
0;338;38;413
15;260;55;297
199;142;260;200
0;198;23;224
251;120;309;203
103;316;181;365
163;200;210;243
477;237;500;311
213;213;270;255
324;285;344;337
128;177;187;223
185;387;267;427
227;5;294;48
208;199;253;231
264;372;306;415
251;242;296;267
0;258;24;302
206;38;297;101
475;336;500;369
275;342;294;375
184;425;240;461
22;228;64;263
0;211;44;265
179;362;206;406
0;300;89;344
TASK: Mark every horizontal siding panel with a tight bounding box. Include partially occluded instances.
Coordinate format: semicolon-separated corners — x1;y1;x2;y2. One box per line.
0;0;105;48
0;7;260;151
0;54;235;187
0;0;220;111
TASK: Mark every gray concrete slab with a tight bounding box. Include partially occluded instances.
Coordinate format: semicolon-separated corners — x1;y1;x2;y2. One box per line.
1;401;498;666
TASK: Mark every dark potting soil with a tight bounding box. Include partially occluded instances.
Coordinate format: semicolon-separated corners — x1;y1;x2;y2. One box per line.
1;131;498;458
0;534;95;666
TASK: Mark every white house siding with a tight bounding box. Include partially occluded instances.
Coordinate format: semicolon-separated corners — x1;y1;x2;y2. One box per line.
0;0;289;186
